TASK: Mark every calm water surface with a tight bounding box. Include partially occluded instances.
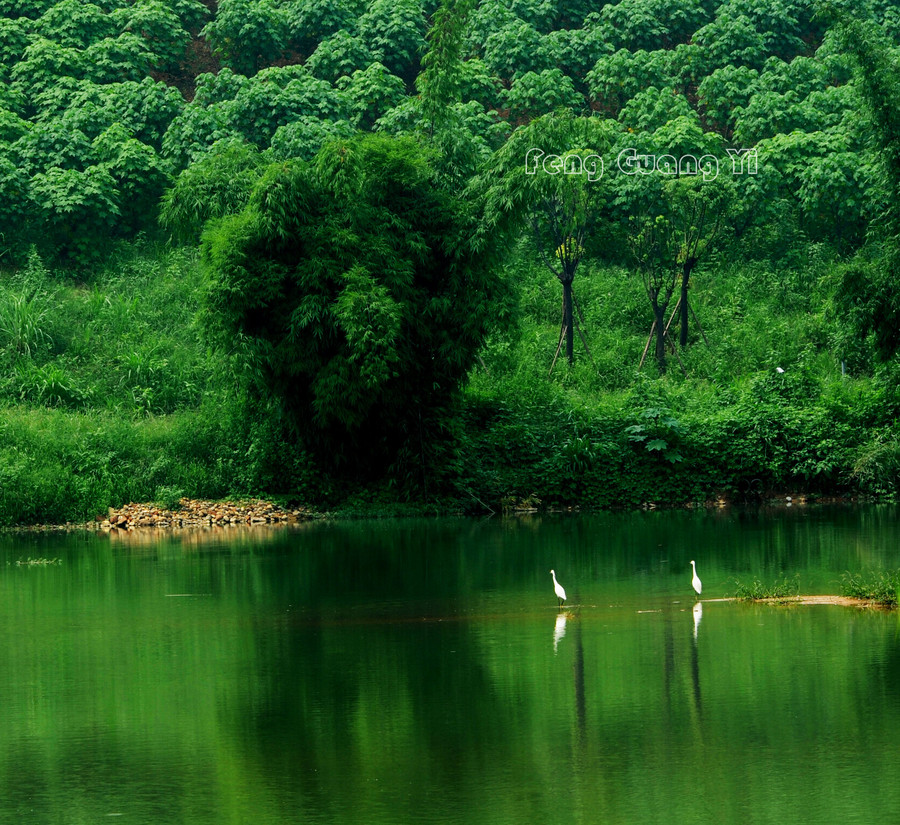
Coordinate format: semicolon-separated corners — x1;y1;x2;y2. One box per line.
0;506;899;824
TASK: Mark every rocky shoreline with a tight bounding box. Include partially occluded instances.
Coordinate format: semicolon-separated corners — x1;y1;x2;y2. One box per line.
0;492;862;533
101;498;315;529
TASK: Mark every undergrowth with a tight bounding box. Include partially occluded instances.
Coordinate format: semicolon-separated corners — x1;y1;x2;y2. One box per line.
0;237;899;524
841;571;900;606
731;574;801;601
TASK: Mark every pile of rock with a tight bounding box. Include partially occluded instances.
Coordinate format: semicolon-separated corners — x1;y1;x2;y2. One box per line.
103;498;312;529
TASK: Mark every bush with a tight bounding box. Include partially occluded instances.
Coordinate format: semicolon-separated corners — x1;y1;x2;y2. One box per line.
201;0;288;75
202;133;513;483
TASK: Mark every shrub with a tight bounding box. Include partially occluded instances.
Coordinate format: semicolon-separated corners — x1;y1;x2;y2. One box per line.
201;0;288;75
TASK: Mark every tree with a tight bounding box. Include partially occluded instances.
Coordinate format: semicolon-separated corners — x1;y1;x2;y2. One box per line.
416;0;475;135
455;59;502;110
667;177;733;348
84;33;156;83
482;112;616;367
614;119;732;370
697;65;760;137
111;0;190;70
10;39;87;97
618;86;694;133
505;0;557;32
35;0;114;48
28;165;119;261
596;0;708;51
268;116;355;161
823;6;900;362
503;68;583;123
286;0;363;52
358;0;426;80
202;134;512;482
628;182;732;369
201;0;288;76
714;0;808;59
305;29;374;83
160;138;263;243
483;20;549;81
92;121;169;231
0;18;31;66
542;24;611;83
337;62;405;130
692;14;768;73
586;48;674;114
224;65;349;146
463;2;515;57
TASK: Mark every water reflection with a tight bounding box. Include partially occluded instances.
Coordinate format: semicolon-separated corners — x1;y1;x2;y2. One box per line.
690;606;703;719
0;507;898;825
553;612;567;653
572;618;586;738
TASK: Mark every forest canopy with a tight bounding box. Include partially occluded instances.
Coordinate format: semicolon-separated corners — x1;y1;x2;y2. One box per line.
2;0;900;518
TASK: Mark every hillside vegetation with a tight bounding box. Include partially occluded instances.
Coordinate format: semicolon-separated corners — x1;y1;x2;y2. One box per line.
1;0;899;523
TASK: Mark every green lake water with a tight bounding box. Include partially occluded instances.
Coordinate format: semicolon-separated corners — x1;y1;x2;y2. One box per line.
0;505;899;824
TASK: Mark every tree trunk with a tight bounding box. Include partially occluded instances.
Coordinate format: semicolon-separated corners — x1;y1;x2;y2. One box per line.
654;301;666;374
679;259;695;348
563;279;574;366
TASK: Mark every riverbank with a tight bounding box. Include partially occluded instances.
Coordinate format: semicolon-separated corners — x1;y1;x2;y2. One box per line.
105;498;317;529
1;497;323;533
708;595;893;608
1;244;898;529
0;491;872;533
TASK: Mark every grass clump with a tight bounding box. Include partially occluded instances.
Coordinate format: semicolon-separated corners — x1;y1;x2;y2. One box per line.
732;574;800;602
841;571;900;606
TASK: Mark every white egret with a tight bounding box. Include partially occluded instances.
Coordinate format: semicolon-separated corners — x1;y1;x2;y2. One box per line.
690;560;702;597
550;569;566;608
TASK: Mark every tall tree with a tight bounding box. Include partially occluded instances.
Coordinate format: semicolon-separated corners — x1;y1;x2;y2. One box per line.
670;177;733;347
417;0;475;137
202;134;513;483
626;177;732;371
481;111;616;366
824;5;900;362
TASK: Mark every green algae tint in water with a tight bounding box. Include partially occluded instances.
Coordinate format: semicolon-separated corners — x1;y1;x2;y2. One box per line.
0;507;898;824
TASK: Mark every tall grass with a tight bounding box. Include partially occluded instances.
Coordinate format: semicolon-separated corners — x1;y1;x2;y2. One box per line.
0;405;227;525
0;244;209;415
731;574;801;601
0;234;898;521
841;571;900;606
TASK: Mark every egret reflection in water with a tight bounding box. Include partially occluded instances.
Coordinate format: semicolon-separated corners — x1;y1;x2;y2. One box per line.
693;601;703;640
553;612;567;653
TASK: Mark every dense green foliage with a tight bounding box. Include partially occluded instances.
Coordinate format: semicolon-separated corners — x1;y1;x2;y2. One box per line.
201;134;510;480
2;0;900;523
732;573;800;601
841;569;900;605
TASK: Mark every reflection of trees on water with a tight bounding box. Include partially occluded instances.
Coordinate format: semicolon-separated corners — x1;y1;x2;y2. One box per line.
242;614;518;819
219;512;900;821
662;604;702;727
5;512;900;823
573;618;586;739
690;612;702;721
